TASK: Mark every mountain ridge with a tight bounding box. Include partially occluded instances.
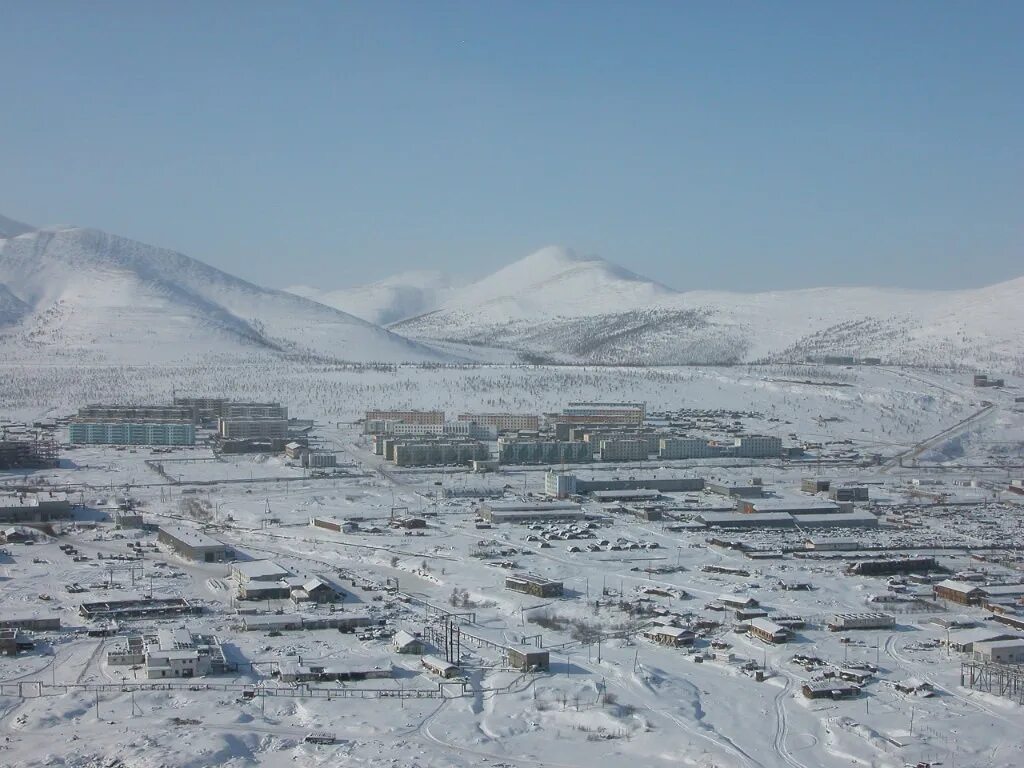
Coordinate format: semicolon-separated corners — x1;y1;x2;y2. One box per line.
0;224;457;365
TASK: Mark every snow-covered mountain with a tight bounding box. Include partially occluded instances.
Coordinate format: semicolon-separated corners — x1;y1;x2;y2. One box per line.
0;214;34;239
376;246;1024;370
287;269;466;326
0;224;455;364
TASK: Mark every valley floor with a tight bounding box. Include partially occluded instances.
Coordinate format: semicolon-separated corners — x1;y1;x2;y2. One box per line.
1;362;1023;768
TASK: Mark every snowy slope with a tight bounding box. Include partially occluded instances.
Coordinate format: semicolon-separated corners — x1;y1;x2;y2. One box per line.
387;246;1024;369
287;269;466;326
0;225;455;364
0;213;34;238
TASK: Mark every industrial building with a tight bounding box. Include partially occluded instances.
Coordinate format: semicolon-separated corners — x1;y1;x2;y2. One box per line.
506;646;550;672
232;559;292;593
158;525;227;563
801;479;831;493
827;613;895;631
738;498;843;515
575;476;705;494
591;489;662;503
847;557;938;576
79;597;201;621
497;438;592;465
802;681;860;700
804;538;861;551
278;661;393;683
480;501;584;524
217;417;289;440
831;486;870;502
309;516;358;534
107;628;228;679
457;413;540;432
0;491;71;524
659;437;715;460
505;573;564;597
241;613;373;632
973;639;1024;664
0;629;34;657
393;630;425;655
0;437;58;470
0;616;61;631
69;421;195;446
422;655;460;678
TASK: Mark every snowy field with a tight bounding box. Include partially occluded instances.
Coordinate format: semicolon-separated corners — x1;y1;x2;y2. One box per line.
1;362;1023;768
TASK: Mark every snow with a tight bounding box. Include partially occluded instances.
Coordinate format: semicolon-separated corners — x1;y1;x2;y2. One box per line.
286;269;468;326
1;215;1023;766
0;226;457;365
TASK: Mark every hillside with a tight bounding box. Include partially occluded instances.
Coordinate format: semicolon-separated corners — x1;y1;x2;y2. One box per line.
287;269;466;326
382;247;1024;370
0;214;34;239
0;225;455;365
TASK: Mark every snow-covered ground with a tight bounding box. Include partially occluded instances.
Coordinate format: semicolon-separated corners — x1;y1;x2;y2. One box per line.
2;361;1023;768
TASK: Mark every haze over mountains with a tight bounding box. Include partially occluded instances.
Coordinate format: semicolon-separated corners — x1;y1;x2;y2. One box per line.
1;215;1021;370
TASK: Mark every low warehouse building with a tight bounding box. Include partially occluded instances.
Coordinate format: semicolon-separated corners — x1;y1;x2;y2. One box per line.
802;681;860;700
973;639;1024;664
158;525;226;563
642;626;695;647
422;655;460;678
746;618;789;644
827;613;895;631
934;579;985;605
480;501;584;524
506;646;550;672
393;631;425;655
506;573;564;598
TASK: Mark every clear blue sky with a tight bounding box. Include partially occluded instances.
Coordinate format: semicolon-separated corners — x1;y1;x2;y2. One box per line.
2;1;1021;291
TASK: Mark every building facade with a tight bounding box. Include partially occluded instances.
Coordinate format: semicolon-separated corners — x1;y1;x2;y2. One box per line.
217;418;289;440
498;439;592;465
457;413;540;432
69;422;195;446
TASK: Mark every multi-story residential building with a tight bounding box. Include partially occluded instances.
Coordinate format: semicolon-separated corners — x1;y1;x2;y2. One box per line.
69;422;195;446
365;410;444;425
544;471;577;498
392;441;490;467
498;439;593;465
217;418;289;440
457;413;540;432
76;404;195;422
598;439;649;462
733;435;782;458
222;402;288;420
659;437;715;459
560;402;645;426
